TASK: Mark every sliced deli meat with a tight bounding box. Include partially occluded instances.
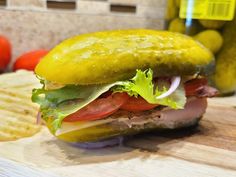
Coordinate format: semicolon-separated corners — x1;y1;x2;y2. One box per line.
109;97;207;130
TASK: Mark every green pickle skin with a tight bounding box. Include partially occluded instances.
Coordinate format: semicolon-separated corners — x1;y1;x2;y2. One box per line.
35;29;214;85
57;124;119;142
46;117;201;143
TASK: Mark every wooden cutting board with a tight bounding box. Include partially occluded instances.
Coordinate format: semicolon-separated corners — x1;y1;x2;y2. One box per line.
0;95;236;176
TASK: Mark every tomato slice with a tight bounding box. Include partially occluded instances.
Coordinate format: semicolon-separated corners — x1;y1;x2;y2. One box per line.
121;96;159;112
185;78;208;96
63;93;129;122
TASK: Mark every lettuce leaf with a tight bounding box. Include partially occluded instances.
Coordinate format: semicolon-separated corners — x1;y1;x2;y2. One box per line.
32;69;186;132
32;83;119;132
113;69;186;109
32;85;89;108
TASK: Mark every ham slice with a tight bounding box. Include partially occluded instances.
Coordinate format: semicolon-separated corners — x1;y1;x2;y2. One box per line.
158;98;207;126
195;85;218;98
110;97;207;129
184;78;218;98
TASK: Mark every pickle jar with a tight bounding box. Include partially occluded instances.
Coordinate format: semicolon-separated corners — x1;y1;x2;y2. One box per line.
165;0;236;95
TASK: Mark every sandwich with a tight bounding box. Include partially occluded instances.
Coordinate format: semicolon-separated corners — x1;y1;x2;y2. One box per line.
32;29;218;147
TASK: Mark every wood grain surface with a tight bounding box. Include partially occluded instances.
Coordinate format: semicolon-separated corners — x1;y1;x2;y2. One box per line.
0;71;235;177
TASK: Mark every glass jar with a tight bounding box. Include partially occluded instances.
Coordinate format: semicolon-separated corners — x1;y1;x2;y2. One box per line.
165;0;236;95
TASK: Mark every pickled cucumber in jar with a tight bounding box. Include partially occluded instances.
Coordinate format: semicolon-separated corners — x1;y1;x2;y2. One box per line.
212;17;236;94
194;30;223;54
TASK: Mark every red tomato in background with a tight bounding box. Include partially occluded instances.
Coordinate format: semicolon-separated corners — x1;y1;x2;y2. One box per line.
13;49;48;71
0;35;11;71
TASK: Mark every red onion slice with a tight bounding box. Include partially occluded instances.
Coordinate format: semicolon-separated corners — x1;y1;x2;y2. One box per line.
70;137;124;149
156;76;181;99
36;111;41;125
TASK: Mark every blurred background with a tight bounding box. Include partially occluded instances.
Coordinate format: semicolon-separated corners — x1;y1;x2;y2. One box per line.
0;0;166;62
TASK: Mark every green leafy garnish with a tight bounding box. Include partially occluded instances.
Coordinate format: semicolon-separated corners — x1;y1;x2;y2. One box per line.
113;69;186;109
32;83;119;132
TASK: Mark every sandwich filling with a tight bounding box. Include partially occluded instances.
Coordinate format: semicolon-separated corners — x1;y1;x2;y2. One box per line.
32;69;217;134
